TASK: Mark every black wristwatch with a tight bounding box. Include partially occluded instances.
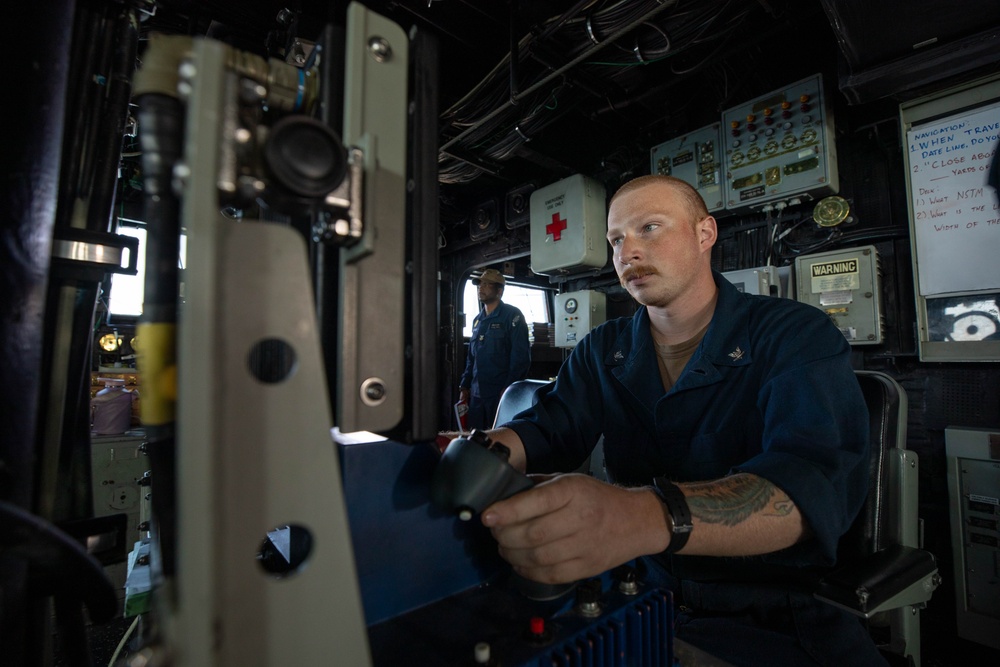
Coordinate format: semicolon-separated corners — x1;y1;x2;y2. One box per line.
652;477;693;554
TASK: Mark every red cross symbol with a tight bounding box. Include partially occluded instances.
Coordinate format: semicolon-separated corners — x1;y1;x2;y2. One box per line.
546;212;567;241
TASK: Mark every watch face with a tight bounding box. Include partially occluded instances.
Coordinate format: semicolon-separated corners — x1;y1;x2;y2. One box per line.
565;298;578;314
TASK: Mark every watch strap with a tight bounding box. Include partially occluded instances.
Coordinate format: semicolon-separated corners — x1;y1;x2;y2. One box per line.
652;477;692;554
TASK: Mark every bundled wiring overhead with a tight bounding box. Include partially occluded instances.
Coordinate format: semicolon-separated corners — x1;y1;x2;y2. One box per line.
438;0;766;184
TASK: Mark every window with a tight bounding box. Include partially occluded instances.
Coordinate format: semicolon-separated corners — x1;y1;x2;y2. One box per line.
108;226;146;317
462;280;550;339
107;224;187;317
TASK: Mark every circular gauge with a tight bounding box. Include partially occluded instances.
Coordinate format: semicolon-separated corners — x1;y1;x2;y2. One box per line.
747;146;761;161
813;196;850;227
764;141;779;155
565;298;578;314
731;151;745;166
801;128;818;144
99;333;121;352
130;336;138;352
781;134;797;149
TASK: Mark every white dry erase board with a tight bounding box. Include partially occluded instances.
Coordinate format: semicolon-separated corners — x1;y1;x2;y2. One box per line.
901;74;1000;361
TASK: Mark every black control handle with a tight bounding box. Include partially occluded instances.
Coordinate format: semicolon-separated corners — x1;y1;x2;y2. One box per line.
431;430;576;601
431;430;534;520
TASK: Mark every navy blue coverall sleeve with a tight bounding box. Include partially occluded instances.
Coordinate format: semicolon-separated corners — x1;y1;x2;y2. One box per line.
505;310;531;387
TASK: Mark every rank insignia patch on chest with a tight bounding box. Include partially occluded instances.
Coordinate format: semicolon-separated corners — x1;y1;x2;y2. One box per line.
728;346;744;361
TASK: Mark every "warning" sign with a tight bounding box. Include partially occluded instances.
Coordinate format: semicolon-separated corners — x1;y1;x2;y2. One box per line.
810;258;860;293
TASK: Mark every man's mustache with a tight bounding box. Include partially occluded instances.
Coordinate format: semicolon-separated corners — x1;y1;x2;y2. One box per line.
619;265;659;286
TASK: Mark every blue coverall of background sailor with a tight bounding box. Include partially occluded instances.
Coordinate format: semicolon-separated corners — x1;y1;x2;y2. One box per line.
460;300;531;430
502;271;887;667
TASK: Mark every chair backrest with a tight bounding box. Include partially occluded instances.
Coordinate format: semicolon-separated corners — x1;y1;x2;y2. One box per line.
838;370;909;562
492;379;553;428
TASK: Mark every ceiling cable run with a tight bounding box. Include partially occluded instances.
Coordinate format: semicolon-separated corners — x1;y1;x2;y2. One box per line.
437;0;757;184
440;0;682;153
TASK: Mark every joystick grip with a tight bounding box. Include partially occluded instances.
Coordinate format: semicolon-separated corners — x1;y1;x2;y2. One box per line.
430;430;575;601
430;430;534;520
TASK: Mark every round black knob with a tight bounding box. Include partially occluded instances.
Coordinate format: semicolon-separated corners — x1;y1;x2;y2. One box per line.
263;115;348;199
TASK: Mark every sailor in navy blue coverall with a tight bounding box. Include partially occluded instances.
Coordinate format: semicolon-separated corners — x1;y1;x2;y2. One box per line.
460;268;531;430
475;176;887;666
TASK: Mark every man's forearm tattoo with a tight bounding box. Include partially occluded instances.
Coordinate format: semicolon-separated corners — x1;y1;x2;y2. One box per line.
684;474;792;527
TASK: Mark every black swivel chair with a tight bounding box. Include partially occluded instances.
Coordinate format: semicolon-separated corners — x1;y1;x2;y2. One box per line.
492;379;600;476
815;370;941;667
492;379;553;428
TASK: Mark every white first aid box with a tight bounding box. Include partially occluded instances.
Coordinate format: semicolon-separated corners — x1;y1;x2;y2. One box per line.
529;174;608;275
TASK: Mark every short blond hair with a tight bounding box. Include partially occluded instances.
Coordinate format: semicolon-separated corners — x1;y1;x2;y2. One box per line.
610;175;709;224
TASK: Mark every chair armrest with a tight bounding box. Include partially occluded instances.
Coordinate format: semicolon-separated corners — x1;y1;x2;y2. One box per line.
814;543;940;618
